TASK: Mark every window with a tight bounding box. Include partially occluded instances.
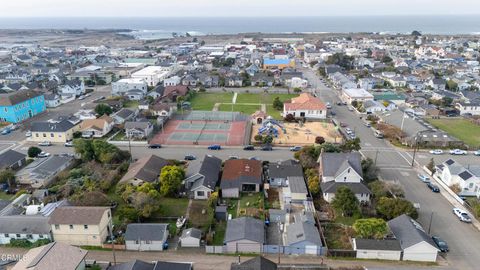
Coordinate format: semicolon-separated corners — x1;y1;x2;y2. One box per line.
55;224;60;230
43;133;46;137
469;183;474;189
348;168;351;173
84;225;88;230
4;234;9;237
16;234;20;238
4;108;7;112
197;191;205;197
39;234;44;238
145;240;151;244
343;176;347;181
135;240;139;244
50;133;54;137
108;212;111;218
69;225;74;229
36;133;39;137
27;234;33;239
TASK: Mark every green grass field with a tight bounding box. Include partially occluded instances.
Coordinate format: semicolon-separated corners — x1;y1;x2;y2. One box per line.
155;197;189;217
189;93;234;111
427;118;480;147
218;104;260;115
235;93;298;104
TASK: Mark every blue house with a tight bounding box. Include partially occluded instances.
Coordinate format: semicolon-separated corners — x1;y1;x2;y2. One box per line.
0;90;45;123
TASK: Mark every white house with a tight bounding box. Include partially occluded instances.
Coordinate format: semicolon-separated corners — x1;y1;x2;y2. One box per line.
44;93;61;108
59;79;85;97
111;78;147;96
0;216;52;244
164;75;182;87
363;100;386;113
342;88;374;104
353;239;402;261
319;152;371;203
436;159;480;197
282;93;327;120
125;223;169;251
185;155;222;200
455;101;480;116
180;228;202;247
282;176;309;204
81;115;114;138
287;77;308;89
131;66;170;87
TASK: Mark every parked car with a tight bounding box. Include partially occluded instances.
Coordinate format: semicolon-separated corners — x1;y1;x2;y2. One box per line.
348;106;354;111
38;141;52;146
450;149;467;155
147;144;162;149
249;156;259;161
432;236;449;252
417;174;430;183
365;122;371;128
184;155;197;161
290;146;302;152
429;149;444;155
453;208;472;223
330;111;336;116
326;102;332;109
243;145;255;151
228;156;239;160
473;150;480;156
260;145;273;151
64;141;74;147
25;131;32;137
426;182;440;192
340;122;348;127
207;144;221;150
37;152;51;158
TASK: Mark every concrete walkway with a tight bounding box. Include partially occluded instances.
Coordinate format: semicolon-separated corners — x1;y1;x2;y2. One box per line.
261;104;267;112
212;103;221;111
232;92;238;104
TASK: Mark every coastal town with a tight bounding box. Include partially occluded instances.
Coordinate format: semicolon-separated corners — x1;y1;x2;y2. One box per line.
0;30;479;270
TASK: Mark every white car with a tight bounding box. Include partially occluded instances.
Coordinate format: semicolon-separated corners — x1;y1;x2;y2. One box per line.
417;174;430;183
37;152;51;158
429;149;444;155
64;141;74;147
25;131;32;137
326;103;332;109
38;141;52;146
473;150;480;156
450;149;467;155
453;208;472;223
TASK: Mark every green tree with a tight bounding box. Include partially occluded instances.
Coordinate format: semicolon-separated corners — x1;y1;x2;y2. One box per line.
207;191;219;207
262;135;273;145
426;158;436;175
446;80;458;91
376;197;418;220
341;137;361;152
94;104;113;116
159;166;185;197
27;146;42;158
293;87;302;93
272;97;283;111
332;186;359;217
361;157;378;183
353;218;388;239
0;170;15;188
307;175;320;197
254;134;263;142
368;181;388;200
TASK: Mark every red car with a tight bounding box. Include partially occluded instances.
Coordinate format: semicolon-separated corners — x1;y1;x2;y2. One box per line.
340;122;348;127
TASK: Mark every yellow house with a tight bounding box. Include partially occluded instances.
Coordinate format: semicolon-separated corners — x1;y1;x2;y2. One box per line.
30;119;80;143
49;206;112;247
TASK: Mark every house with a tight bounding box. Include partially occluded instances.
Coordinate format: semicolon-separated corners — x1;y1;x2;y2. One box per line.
147;85;165;99
125;223;169;251
119;155;169;185
282;176;309;203
227;76;243;87
286;221;322;255
11;242;88;270
30;119;77;143
250;73;274;87
282;93;327;120
184;155;222;200
220;159;263;198
0;149;26;170
111;108;136;125
109;260;193;270
267;160;303;187
436;159;480;197
163;75;182;87
263;58;295;70
15;155;74;188
456;101;480;116
112;78;147;96
387;214;439;262
363;100;386;113
231;256;277;270
319;152;371;203
49;206;112;247
0;90;45;123
44;93;61;108
161;85;189;102
59;79;85;97
180;227;202;247
125;120;153;139
125;89;145;101
81;115;114;138
131;66;170;87
353;238;402;261
427;78;446;91
0;216;51;244
151;103;173;118
225;217;265;253
342;88;374;104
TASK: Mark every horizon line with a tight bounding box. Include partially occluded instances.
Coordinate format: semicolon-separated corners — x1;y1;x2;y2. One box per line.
1;14;480;18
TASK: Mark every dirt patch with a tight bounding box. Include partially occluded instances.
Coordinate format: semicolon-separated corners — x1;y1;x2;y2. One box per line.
188;200;213;231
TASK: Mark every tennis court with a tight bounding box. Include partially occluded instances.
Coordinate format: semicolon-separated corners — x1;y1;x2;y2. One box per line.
175;111;249;122
169;132;228;142
177;122;232;131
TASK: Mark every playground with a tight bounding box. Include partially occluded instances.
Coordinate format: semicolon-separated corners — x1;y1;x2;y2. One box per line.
251;119;342;146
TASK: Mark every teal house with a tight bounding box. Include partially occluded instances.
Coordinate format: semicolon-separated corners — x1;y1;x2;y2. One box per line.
0;90;46;123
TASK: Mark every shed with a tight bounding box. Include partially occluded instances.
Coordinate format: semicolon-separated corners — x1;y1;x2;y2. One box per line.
180;228;202;247
353;238;402;261
215;205;227;221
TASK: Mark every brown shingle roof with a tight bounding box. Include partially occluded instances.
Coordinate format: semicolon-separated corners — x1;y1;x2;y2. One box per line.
119;154;169;184
48;206;109;225
0;89;43;106
220;159;262;189
81;114;113;131
284;93;326;111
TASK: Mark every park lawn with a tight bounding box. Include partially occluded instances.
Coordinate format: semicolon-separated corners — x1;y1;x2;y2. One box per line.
190;93;234;111
235;93;298;104
427;118;480;147
123;100;139;109
218;104;260;115
266;105;283;120
155;197;189;217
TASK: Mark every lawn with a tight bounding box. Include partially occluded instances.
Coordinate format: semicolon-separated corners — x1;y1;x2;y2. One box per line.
189;93;234;111
188;200;214;232
155;197;189;217
212;221;226;245
0;192;13;200
226;199;238;219
238;193;265;220
123;100;139;109
218;104;260;115
235;93;298;104
427;118;480;147
323;223;353;250
266;105;284;120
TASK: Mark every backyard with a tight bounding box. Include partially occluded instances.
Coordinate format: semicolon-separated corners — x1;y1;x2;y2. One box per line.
427;118;480;147
154;197;189;217
238;193;266;220
322;223;354;250
188;200;214;232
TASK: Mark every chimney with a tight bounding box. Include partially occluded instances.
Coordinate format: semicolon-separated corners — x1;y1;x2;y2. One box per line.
238;255;241;264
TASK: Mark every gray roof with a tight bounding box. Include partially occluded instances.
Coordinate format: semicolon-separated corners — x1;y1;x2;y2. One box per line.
288;176;308;194
231;256;277;270
320;182;371;195
153;261;192;270
16;155;73;184
268;161;303;179
319;152;363;178
119;155;169;184
180;227;202;240
0;216;51;234
286;221;322;246
31;119;75;132
0;149;26;169
225;217;265;244
186;155;222;191
387;214;438;250
125;223;169;241
0;89;43;106
114;108;135;120
354;239;402;251
125;121;151;130
109;260;154;270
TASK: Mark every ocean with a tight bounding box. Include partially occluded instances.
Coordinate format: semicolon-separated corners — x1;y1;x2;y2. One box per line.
0;16;479;37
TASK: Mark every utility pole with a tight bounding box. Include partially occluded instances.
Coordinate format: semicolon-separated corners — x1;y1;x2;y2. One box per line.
411;136;418;167
128;135;133;163
109;224;116;265
428;212;434;234
374;149;379;166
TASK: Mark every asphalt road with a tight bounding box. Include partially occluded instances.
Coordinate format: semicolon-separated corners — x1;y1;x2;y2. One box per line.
301;66;480;270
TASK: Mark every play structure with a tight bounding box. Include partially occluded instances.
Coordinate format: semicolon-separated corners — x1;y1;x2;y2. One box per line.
258;116;286;137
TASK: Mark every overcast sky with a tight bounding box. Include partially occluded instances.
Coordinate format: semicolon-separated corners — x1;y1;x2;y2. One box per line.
2;0;480;17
